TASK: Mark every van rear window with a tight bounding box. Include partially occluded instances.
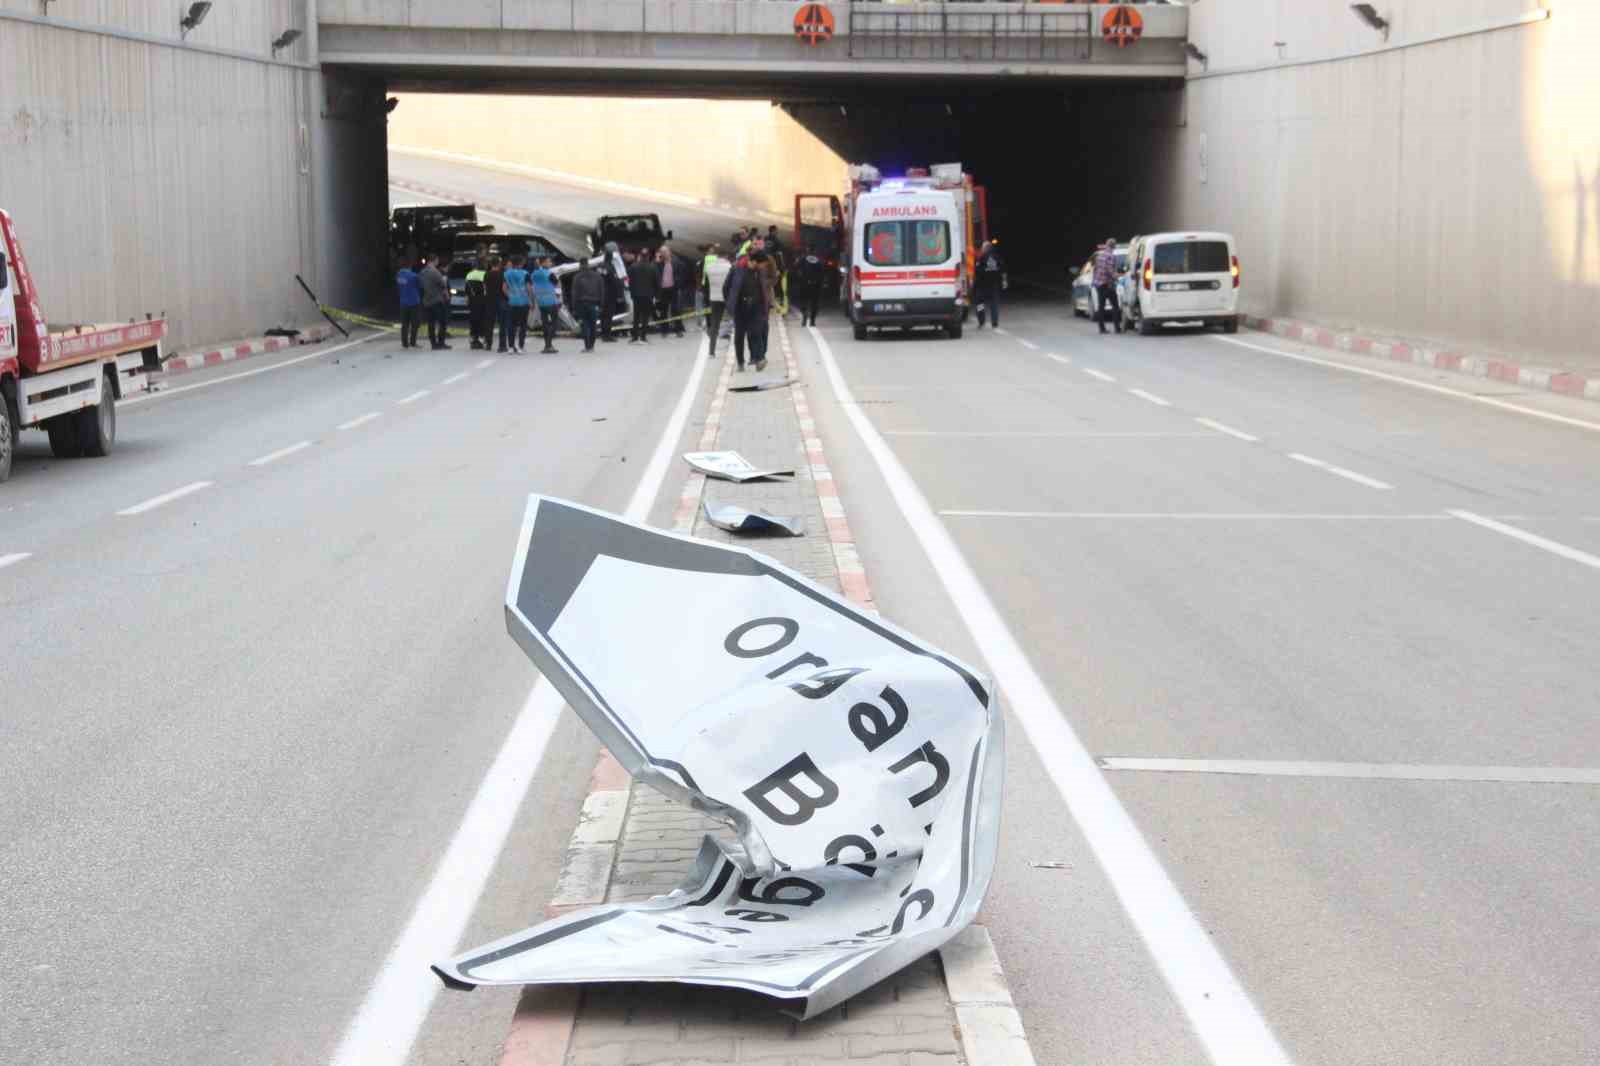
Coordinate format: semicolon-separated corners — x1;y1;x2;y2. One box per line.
866;221;951;267
1152;241;1230;274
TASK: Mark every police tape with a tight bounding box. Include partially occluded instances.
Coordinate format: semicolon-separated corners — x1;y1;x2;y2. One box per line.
320;305;400;331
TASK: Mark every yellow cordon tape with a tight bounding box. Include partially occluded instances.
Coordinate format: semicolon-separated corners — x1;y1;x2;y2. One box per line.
321;305;399;331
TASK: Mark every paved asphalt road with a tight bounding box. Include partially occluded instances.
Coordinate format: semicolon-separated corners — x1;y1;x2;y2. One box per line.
6;154;1598;1066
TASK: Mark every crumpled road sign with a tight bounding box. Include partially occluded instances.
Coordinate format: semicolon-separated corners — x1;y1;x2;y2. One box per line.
703;499;804;537
433;496;1003;1018
684;450;795;482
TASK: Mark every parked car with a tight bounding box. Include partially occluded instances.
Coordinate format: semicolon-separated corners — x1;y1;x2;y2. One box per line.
587;213;672;257
1122;232;1239;334
446;232;575;316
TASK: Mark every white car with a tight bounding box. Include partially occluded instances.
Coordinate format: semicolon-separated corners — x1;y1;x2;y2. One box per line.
1123;232;1239;334
1071;245;1129;319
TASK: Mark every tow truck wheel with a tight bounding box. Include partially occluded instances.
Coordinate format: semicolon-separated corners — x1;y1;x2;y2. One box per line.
0;394;14;483
78;374;116;457
47;416;83;459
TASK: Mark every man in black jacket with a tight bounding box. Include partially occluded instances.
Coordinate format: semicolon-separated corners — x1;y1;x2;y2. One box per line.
723;252;771;372
793;246;826;327
571;261;605;352
626;252;659;343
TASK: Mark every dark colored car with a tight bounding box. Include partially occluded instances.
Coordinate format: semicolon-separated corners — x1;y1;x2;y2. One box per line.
588;213;672;257
446;233;575;316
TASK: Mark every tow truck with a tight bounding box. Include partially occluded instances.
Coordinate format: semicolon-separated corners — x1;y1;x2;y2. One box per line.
0;209;165;482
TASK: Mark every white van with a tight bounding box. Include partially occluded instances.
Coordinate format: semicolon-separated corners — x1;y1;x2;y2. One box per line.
1122;232;1239;334
847;179;967;340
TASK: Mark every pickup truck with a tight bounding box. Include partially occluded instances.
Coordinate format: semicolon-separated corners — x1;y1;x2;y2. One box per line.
587;213;673;257
0;209;165;482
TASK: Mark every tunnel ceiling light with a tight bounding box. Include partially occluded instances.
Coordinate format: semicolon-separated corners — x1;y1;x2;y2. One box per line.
180;2;212;38
271;27;303;55
1349;3;1390;38
1184;42;1208;68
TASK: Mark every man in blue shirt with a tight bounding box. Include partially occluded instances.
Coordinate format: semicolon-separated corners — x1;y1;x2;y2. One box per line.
501;255;531;354
396;262;422;348
530;257;563;354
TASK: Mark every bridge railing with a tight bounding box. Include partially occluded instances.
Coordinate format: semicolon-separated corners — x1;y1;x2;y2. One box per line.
847;6;1094;62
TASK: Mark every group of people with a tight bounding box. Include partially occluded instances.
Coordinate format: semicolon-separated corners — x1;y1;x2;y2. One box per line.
394;221;834;366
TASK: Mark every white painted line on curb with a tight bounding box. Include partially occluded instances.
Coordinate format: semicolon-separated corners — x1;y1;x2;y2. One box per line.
1083;368;1117;383
1128;388;1171;407
1288;453;1394;491
1213;334;1600;435
475;358;496;370
1194;417;1260;442
940;511;1448;520
1448;510;1600;571
808;325;1292;1066
338;412;382;431
117;481;214;516
122;332;384;408
441;372;470;386
0;552;32;570
247;441;313;467
329;334;711;1066
1100;757;1600;785
397;389;431;406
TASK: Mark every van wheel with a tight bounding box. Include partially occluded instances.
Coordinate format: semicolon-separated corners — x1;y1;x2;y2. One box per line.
1223;316;1239;334
78;375;116;457
853;324;868;341
0;395;14;483
947;320;963;340
47;416;84;459
1138;317;1157;336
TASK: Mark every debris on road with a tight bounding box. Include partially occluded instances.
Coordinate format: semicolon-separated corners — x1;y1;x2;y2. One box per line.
683;450;795;482
703;499;804;536
433;497;1004;1018
729;379;797;393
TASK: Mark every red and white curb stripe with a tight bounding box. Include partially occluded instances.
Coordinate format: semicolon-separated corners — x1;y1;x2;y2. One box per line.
1245;314;1600;403
159;323;338;376
779;315;1038;1066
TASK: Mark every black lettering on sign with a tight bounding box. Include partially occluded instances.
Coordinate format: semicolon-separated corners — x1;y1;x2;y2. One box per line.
892;888;936;934
790;666;866;701
739;875;826;907
848;684;909;752
888;741;950;808
724;617;799;658
725;908;789;923
743;752;840;825
823;833;879;878
765;651;828;680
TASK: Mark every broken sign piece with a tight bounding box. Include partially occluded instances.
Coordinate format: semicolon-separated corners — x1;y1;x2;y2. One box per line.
684;450;795;483
704;499;804;537
728;378;796;393
433;496;1003;1019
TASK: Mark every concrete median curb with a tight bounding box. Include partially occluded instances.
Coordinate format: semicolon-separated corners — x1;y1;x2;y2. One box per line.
1244;313;1600;404
158;323;340;376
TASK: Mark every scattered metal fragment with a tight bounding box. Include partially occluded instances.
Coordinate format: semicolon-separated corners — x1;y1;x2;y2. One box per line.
684;450;795;482
704;499;804;537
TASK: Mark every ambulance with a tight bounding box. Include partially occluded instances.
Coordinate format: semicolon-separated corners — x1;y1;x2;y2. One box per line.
843;163;981;341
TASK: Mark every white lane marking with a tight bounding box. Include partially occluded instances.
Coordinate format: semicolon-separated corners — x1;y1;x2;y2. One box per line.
247;440;313;467
0;553;32;570
122;333;385;408
396;389;431;406
1288;453;1394;491
807;324;1292;1065
940;511;1447;520
1016;338;1040;351
338;412;382;431
441;372;470;386
1100;757;1600;785
1194;417;1260;442
329;334;712;1066
1083;368;1117;383
116;481;214;516
992;327;1011;336
1128;388;1171;407
1448;510;1600;571
1046;353;1072;365
475;358;496;370
887;431;1215;439
1213;334;1600;435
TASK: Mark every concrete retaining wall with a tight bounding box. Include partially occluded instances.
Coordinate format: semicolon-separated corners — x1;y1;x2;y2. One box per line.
386;95;849;222
1162;0;1598;365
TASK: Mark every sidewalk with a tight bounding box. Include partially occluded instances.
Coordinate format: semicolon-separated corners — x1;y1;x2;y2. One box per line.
156;321;341;376
494;318;1035;1066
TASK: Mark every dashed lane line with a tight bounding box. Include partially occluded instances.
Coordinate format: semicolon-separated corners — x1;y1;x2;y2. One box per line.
1016;338;1041;351
396;389;431;406
0;553;32;570
1083;368;1117;383
475;358;496;370
1128;388;1171;407
1046;353;1072;365
247;441;314;467
116;481;214;516
441;372;470;386
1288;453;1394;491
1449;510;1600;571
1194;417;1260;442
338;412;382;431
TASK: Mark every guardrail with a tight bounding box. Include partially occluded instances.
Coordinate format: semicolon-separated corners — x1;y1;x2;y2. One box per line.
848;6;1093;61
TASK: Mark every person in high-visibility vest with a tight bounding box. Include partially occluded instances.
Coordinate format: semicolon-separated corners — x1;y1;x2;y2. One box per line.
465;259;489;350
